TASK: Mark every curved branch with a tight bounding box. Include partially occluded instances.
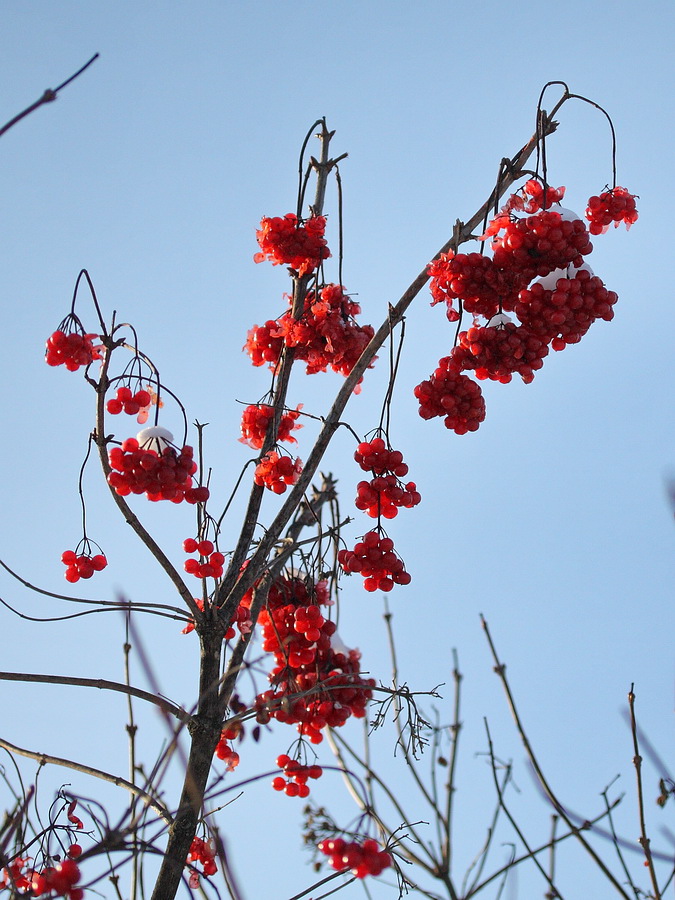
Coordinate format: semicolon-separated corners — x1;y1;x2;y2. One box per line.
0;54;99;140
0;671;191;724
0;736;172;825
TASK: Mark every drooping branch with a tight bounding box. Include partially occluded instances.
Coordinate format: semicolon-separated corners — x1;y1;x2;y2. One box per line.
0;671;190;724
0;54;99;140
0;737;172;825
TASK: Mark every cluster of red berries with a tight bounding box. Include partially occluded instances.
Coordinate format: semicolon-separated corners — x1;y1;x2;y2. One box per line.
106;385;152;417
515;266;618;350
214;735;240;771
239;403;302;449
107;429;209;503
504;178;566;214
490;208;593;281
272;754;323;798
254;213;330;276
186;836;217;889
428;252;520;321
183;538;225;580
318;837;392;879
46;328;102;372
1;845;84;899
585;186;638;234
251;576;375;744
448;318;550;384
353;438;420;520
62;549;107;583
338;531;411;592
245;284;375;384
417;177;635;434
415;365;486;435
254;450;303;494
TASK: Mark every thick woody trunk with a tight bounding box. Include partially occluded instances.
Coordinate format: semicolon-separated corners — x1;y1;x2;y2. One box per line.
150;629;223;900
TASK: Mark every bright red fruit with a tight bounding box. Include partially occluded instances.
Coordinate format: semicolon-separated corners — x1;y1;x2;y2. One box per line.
254;212;330;275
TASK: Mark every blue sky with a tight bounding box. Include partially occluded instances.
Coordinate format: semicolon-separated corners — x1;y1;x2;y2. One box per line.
0;3;673;898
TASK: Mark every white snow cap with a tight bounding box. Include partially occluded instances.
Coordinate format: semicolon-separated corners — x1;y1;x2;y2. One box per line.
536;262;595;291
137;425;174;450
486;312;513;328
330;631;351;656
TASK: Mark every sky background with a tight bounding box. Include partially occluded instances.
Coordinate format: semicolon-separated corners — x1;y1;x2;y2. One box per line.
0;2;673;898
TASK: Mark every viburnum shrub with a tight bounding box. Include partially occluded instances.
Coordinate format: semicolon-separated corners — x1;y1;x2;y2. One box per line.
6;76;638;900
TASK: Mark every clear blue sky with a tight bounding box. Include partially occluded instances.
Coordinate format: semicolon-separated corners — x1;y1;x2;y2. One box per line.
0;3;673;898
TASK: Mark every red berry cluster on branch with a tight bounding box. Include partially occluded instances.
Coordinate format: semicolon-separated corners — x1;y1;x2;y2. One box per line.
254;450;303;494
504;178;566;214
272;754;323;798
353;438;421;520
490;209;593;281
245;284;375;384
514;266;618;350
428;252;521;321
252;576;375;744
448;318;549;384
254;213;330;276
62;549;107;583
214;735;240;771
106;386;152;417
186;836;217;889
318;837;392;879
585;186;638;234
2;849;84;900
414;365;486;434
338;531;411;592
239;403;302;449
183;538;225;579
107;428;209;503
46;328;102;372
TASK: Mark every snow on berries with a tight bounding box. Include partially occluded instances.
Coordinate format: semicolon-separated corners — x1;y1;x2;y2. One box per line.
183;538;225;579
318;837;393;879
254;450;302;494
272;754;323;798
107;427;209;503
514;265;618;350
585;186;638;234
46;327;102;372
62;548;107;583
338;530;411;592
448;317;549;384
239;403;302;449
254;212;330;276
490;208;593;281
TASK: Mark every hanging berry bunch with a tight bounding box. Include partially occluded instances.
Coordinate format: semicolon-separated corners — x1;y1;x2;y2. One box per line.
61;541;107;583
317;837;393;879
45;316;102;372
106;385;153;420
272;754;323;798
254;450;303;494
254;212;330;276
186;836;218;889
107;427;209;503
251;574;375;745
585;186;638;234
239;402;303;449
